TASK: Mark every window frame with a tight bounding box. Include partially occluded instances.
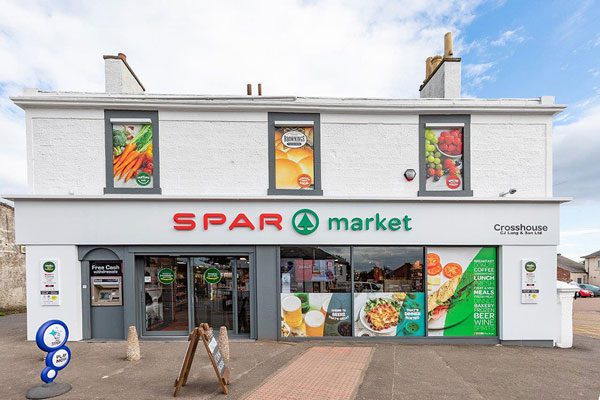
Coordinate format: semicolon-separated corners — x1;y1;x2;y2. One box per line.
418;114;473;197
104;110;161;194
267;112;323;195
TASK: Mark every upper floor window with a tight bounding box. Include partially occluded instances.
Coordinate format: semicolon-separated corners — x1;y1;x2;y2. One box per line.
268;113;322;195
104;110;161;194
418;115;472;197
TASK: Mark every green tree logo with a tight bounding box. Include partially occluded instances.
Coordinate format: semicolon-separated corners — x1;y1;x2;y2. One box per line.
292;209;319;235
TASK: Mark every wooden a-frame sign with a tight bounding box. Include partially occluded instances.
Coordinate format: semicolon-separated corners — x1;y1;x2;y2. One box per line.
173;323;231;397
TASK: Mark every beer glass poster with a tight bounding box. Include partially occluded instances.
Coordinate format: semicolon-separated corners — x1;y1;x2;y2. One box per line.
280;293;351;337
426;247;497;337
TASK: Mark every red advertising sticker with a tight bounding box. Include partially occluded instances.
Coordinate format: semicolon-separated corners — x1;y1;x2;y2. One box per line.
297;174;312;188
446;175;461;190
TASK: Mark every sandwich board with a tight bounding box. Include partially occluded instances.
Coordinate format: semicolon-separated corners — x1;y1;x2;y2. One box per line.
173;323;230;397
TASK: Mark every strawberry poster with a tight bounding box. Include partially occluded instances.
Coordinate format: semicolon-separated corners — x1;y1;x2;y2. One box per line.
426;247;497;337
424;127;464;191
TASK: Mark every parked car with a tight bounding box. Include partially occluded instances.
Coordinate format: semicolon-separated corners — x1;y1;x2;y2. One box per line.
578;283;600;296
575;288;594;298
354;282;382;292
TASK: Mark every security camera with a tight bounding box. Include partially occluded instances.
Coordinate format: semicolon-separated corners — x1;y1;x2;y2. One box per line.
499;188;517;197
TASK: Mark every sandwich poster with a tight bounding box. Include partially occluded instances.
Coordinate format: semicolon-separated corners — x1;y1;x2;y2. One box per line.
274;127;314;190
426;247;497;337
354;292;425;337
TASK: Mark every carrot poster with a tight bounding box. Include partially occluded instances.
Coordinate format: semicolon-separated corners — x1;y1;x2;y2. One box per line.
112;123;154;188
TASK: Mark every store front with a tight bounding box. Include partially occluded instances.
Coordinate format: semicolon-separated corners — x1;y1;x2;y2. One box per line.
15;197;561;345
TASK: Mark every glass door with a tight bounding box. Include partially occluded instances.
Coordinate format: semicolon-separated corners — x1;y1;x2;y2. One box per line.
192;255;250;336
142;256;190;335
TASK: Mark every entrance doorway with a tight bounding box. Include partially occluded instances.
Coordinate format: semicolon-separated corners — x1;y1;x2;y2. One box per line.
140;255;251;337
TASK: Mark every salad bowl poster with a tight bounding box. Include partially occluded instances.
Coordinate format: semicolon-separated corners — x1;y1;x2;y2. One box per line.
274;127;315;190
112;123;154;188
426;247;497;337
424;127;463;191
354;293;425;337
280;293;352;338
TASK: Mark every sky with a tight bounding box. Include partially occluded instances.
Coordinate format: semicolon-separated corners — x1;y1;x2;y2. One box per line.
0;0;598;260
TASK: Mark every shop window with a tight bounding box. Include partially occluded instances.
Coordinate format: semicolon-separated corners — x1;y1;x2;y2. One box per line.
268;113;322;195
280;246;352;338
425;247;497;337
418;115;472;196
353;247;426;337
104;110;161;194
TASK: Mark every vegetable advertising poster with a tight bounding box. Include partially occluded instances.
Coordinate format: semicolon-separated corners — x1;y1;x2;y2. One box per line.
112;123;154;188
424;127;464;191
354;292;425;337
281;293;352;338
426;247;497;337
274;127;315;190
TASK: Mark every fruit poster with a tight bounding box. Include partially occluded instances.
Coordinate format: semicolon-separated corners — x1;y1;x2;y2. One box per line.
424;127;463;191
426;247;497;337
280;293;352;338
112;123;154;188
274;127;314;190
354;292;425;337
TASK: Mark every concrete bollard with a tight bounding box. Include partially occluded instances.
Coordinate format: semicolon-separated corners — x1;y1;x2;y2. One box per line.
126;326;141;361
218;326;230;361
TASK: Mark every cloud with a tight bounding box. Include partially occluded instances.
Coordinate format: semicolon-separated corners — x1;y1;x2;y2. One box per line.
490;28;525;46
553;100;600;203
463;62;494;88
561;228;600;238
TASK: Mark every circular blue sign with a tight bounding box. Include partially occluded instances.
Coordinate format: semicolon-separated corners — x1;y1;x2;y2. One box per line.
40;366;58;384
45;346;71;371
35;320;69;352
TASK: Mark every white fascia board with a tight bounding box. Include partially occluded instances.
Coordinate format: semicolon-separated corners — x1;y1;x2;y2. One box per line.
110;118;152;124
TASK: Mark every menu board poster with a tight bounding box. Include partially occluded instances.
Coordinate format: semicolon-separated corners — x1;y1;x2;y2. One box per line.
280;293;352;338
40;259;60;306
426;247;497;337
274;127;315;190
354;292;425;337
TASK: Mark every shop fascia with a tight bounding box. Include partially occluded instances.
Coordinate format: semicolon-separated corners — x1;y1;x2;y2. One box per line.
173;211;412;232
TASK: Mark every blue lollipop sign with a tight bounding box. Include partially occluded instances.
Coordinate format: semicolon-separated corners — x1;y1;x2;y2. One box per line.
35;320;71;383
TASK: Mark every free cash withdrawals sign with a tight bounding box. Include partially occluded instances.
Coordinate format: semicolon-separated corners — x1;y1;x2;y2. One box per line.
40;259;60;306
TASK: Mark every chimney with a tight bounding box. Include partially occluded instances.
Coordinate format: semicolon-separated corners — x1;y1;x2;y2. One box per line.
103;53;145;94
419;32;461;98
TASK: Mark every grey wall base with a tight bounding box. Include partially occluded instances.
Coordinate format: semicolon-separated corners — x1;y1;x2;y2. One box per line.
500;340;554;348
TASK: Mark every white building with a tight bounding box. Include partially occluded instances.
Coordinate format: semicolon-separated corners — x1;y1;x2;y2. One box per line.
8;45;567;345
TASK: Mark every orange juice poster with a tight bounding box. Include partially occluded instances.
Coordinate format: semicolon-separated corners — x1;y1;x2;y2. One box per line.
274;127;314;190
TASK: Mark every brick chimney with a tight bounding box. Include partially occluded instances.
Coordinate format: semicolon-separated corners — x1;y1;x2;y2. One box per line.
419;32;461;98
103;53;145;94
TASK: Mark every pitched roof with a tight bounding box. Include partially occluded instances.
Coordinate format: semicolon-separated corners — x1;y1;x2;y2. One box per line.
557;254;586;273
583;250;600;258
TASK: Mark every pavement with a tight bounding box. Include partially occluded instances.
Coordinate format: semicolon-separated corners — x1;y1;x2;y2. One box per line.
0;300;599;400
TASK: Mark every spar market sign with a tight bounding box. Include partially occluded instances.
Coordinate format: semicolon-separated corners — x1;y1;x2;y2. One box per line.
172;209;413;235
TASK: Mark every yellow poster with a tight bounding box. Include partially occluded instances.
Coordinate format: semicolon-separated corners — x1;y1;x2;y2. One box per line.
274;127;314;190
